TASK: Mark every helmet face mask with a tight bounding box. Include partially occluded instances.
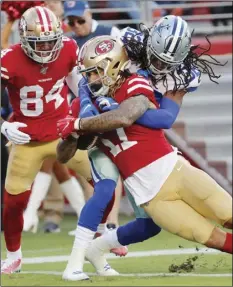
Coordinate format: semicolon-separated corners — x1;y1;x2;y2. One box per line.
78;36;130;98
146;15;191;75
21;35;63;64
19;6;63;64
148;49;178;74
83;65;110;97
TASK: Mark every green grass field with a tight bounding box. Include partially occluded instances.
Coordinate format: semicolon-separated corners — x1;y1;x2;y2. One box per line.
1;215;232;286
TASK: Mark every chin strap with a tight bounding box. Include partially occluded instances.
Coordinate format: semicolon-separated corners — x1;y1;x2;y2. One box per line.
92;85;109;98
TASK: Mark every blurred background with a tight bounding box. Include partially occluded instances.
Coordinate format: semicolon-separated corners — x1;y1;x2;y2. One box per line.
1;0;232;220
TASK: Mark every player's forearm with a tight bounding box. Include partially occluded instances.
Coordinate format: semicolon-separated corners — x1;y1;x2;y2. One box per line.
136;97;180;129
78;95;150;133
56;135;78;163
164;90;186;106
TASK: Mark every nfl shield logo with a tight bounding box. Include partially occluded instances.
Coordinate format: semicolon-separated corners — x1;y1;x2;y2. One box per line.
40;66;49;75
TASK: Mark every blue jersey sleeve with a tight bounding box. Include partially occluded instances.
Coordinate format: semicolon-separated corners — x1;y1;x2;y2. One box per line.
136;97;180;129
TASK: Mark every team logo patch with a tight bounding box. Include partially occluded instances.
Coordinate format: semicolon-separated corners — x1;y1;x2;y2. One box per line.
40;66;49;75
95;40;114;55
155;23;170;37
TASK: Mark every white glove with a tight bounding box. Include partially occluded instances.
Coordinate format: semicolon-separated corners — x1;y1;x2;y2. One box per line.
1;121;31;144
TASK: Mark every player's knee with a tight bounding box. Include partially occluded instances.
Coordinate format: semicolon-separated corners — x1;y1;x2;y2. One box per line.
216;196;232;227
5;181;26;195
85;179;116;212
5;164;33;194
6;161;35;195
206;192;232;227
177;224;214;245
4;189;30;210
94;179;116;200
205;227;227;250
41;158;55;173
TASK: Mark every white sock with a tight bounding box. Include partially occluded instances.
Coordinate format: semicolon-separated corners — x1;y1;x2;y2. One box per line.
97;223;107;235
60;177;85;217
66;226;95;272
94;229;123;252
25;172;52;213
7;247;22;260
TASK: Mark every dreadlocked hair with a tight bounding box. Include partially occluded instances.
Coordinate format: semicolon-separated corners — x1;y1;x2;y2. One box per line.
154;34;228;92
108;70;131;99
123;25;227;92
181;35;227;85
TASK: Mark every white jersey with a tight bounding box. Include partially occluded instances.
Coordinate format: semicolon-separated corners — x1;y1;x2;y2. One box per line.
120;26;201;96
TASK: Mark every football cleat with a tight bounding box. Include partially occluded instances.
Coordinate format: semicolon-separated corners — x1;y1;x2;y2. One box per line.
43;222;61;233
62;270;89;281
1;258;22;274
106;223;128;257
86;241;119;276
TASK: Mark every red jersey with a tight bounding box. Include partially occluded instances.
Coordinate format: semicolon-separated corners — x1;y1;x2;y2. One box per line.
1;37;79;142
100;75;173;179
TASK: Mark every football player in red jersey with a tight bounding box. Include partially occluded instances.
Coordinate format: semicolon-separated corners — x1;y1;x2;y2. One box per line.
0;6;92;274
58;35;232;279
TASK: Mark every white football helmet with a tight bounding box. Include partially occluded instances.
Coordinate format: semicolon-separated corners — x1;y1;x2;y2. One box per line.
147;15;192;75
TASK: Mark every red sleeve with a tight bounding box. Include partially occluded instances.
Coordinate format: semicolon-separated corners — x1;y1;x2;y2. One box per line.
1;47;16;85
63;37;79;73
69;39;79;72
70;97;80;117
116;75;155;104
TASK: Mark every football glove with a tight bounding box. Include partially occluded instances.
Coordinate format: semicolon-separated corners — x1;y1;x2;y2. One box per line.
78;77;99;118
1;121;31;144
95;96;119;112
57;115;77;139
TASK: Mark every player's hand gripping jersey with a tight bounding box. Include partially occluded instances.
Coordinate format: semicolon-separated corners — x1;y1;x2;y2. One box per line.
1;37;78;141
99;75;173;179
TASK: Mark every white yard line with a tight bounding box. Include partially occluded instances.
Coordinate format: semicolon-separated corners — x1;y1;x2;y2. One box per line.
22;248;220;264
21;271;232;278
